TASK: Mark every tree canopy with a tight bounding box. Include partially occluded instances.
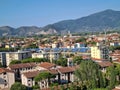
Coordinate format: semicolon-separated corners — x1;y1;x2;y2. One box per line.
10;58;49;65
73;56;83;65
75;60;105;89
34;71;54;82
10;82;27;90
106;65;116;89
53;57;67;66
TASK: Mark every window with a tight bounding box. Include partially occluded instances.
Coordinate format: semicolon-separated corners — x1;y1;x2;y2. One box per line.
4;76;6;78
41;81;44;84
28;79;31;82
3;72;6;75
4;80;7;82
42;85;44;88
4;83;7;86
28;83;30;86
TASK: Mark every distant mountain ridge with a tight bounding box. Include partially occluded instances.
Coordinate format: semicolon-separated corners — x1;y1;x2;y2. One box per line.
43;9;120;33
0;9;120;36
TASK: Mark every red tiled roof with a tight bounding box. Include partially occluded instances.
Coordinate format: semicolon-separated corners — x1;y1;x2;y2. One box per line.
58;67;75;74
39;62;56;69
48;69;58;75
97;61;112;67
92;58;106;61
23;70;50;78
113;87;120;90
22;70;40;78
9;63;37;69
0;68;14;74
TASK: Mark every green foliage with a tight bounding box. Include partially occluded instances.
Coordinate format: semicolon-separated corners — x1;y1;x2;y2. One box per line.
75;37;86;43
75;60;105;89
109;46;120;51
50;83;59;87
26;43;38;49
10;58;49;65
34;71;53;82
10;82;27;90
87;41;97;45
73;56;83;65
10;60;21;65
106;66;116;89
0;48;15;52
0;62;3;67
32;84;39;89
53;57;67;66
115;64;120;84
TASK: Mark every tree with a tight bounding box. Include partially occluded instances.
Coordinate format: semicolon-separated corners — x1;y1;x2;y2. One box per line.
0;62;3;67
106;66;116;89
10;58;50;65
75;60;105;89
34;71;55;89
10;82;27;90
73;56;83;65
115;64;120;84
75;37;86;43
10;60;21;65
54;57;67;66
26;43;38;49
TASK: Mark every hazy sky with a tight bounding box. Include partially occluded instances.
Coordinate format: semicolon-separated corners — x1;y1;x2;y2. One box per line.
0;0;120;27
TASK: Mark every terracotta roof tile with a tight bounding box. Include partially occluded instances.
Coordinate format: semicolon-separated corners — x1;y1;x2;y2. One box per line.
58;67;75;74
48;69;58;74
97;61;112;68
113;88;120;90
9;63;37;69
22;70;40;78
39;62;56;69
0;68;14;74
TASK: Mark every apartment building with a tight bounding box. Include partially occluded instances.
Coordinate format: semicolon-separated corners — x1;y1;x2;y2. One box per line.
0;52;6;67
8;63;37;80
32;51;49;59
21;66;75;89
0;68;15;89
21;70;49;89
91;45;109;60
32;51;60;62
20;62;75;89
6;51;31;66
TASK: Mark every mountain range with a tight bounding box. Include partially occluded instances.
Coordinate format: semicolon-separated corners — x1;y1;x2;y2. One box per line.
0;9;120;36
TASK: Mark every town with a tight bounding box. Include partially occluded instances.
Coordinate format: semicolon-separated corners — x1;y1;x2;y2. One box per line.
0;31;120;90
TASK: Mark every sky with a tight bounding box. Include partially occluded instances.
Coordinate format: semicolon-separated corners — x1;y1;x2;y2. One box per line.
0;0;120;28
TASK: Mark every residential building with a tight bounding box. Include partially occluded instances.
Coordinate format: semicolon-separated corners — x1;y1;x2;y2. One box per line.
32;51;60;62
97;61;112;72
0;68;15;89
32;50;49;59
37;62;57;70
21;66;75;89
91;45;109;60
6;51;31;66
8;63;36;80
49;52;60;62
0;52;6;67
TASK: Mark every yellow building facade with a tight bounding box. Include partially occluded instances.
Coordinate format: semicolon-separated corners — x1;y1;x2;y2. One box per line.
91;46;109;60
91;46;101;59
